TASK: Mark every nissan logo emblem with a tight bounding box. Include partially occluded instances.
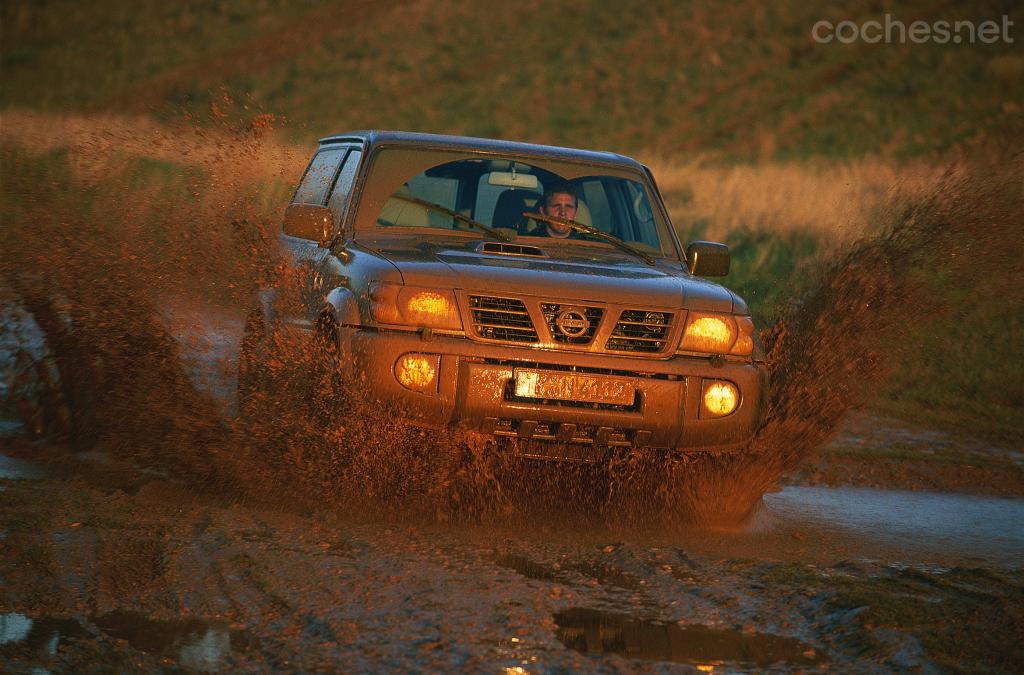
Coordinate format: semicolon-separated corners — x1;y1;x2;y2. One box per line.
555;309;589;338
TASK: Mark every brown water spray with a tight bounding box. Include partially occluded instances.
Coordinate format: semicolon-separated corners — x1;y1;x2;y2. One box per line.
3;118;1019;528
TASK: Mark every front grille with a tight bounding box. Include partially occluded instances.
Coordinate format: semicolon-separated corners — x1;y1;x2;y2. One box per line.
606;309;674;353
481;358;680;380
481;418;657;455
540;303;604;344
469;295;538;343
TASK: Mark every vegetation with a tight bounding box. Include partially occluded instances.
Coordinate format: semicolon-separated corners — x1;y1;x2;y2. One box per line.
2;0;1021;159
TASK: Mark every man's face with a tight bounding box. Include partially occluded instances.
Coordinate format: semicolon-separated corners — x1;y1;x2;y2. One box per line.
542;191;577;236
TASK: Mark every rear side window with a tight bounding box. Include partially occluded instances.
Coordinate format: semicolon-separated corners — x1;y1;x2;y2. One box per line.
294;147;345;205
327;149;362;217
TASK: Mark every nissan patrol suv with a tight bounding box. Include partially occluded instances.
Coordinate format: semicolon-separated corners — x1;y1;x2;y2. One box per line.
240;131;767;461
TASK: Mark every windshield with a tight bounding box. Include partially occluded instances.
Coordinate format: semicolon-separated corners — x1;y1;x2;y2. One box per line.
353;148;681;261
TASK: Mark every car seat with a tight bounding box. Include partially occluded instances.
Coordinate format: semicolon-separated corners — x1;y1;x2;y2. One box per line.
377;184;433;227
492;190;539;234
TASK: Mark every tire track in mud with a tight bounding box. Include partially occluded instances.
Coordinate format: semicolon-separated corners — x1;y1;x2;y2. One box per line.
7;465;1023;671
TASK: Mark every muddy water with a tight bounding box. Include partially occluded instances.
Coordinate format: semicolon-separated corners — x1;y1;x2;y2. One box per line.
553;607;820;668
159;299;245;418
764;486;1024;566
0;453;46;480
0;610;249;672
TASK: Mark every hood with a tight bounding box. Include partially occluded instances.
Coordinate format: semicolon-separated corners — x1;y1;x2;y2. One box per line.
364;236;738;313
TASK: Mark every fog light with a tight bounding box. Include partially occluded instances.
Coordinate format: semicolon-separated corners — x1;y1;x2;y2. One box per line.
702;380;739;417
395;353;439;392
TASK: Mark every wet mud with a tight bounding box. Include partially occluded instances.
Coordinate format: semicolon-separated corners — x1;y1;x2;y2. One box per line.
1;461;1021;672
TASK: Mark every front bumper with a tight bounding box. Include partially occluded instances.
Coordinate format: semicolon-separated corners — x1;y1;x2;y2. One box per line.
339;327;767;453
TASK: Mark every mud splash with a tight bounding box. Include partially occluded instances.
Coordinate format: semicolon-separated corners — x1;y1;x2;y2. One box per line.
2;116;1020;528
614;156;1024;527
765;486;1024;565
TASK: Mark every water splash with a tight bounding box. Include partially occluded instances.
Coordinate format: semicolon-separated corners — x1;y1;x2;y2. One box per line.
3;117;1019;529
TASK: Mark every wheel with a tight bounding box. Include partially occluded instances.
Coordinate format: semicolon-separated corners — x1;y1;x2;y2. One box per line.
310;313;348;421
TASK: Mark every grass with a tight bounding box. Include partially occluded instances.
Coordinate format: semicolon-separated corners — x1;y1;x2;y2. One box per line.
0;0;325;111
2;0;1021;160
650;158;948;242
869;267;1024;440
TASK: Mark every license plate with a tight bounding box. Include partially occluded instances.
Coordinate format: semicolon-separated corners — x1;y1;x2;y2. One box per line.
513;369;635;405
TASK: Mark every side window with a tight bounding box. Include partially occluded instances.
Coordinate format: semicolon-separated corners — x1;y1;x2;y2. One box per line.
579;179;613;233
327;148;362;220
407;172;458;210
622;181;659;249
294;147;345;205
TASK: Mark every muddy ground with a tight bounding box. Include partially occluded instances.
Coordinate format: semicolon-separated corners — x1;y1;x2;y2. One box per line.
1;427;1022;674
1;302;1022;673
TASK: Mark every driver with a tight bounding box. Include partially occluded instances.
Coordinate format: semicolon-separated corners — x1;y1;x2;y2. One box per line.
537;182;583;238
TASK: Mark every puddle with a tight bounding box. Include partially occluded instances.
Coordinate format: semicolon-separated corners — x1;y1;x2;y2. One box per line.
495;553;565;582
553;607;821;669
0;611;253;671
1;612;89;663
0;419;25;438
94;610;252;671
765;486;1024;564
0;453;47;479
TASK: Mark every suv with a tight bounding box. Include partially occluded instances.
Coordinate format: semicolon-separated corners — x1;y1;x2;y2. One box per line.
242;131;767;461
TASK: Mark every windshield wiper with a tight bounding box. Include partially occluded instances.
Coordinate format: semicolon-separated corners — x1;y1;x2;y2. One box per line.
524;212;657;266
388;193;512;242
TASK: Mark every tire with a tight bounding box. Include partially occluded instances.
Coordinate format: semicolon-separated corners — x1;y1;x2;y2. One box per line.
310;313;347;421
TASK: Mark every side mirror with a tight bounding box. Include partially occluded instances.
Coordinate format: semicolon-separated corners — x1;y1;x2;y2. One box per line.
686;241;730;277
282;204;334;247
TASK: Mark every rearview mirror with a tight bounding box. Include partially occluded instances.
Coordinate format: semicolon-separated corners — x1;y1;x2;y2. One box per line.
283;204;334;247
686;241;730;277
487;171;540;190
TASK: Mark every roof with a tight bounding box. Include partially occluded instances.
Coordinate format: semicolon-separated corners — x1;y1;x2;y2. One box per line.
317;130;644;170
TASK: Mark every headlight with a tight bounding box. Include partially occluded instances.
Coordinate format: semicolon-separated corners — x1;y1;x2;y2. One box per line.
702;380;739;417
678;312;755;356
394;353;440;392
369;282;463;330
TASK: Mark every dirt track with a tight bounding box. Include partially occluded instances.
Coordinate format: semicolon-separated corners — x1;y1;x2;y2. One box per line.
2;439;1023;673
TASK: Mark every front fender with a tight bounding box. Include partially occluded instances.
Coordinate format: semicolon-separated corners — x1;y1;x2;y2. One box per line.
323;286;361;328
